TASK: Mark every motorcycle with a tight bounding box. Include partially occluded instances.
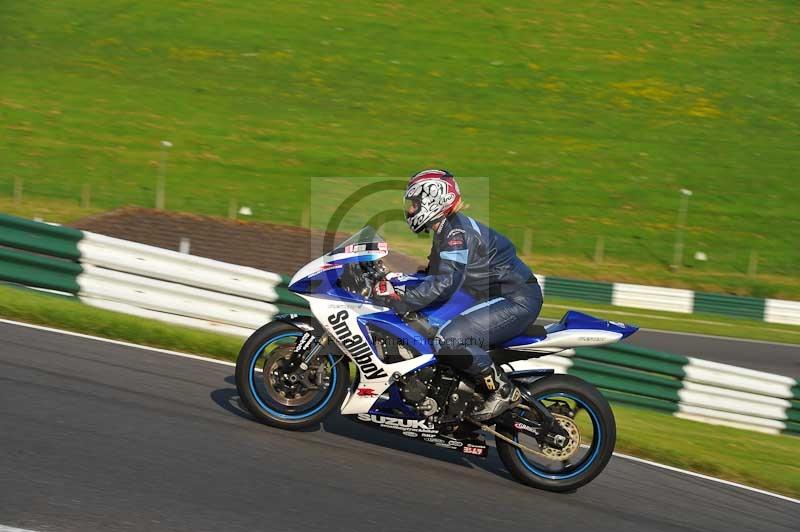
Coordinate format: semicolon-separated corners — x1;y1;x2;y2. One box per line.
235;227;638;491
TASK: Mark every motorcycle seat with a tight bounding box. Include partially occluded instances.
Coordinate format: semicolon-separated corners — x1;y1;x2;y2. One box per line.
524;323;548;338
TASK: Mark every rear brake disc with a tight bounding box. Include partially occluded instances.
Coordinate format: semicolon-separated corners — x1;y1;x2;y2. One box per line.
540;414;580;460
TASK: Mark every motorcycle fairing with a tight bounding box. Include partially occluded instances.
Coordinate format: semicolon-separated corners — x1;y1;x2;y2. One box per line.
306;295;434;416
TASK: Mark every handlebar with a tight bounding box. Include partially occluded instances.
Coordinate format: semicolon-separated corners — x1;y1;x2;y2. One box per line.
338;261;437;339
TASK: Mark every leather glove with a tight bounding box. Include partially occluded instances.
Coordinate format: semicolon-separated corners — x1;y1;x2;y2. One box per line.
373;280;407;313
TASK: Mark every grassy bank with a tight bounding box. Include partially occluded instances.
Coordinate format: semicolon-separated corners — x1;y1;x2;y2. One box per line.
614;405;799;498
1;284;798;497
1;1;799;297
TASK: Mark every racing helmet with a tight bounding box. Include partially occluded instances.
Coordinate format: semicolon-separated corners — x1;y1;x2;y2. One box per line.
404;169;462;233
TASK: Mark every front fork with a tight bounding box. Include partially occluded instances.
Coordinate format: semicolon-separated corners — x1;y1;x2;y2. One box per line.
287;332;333;389
297;332;331;370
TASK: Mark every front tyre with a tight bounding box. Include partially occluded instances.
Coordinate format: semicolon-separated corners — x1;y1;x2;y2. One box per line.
496;374;616;492
235;321;348;430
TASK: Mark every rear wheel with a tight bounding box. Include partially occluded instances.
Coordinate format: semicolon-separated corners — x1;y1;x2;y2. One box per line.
496;374;616;492
235;321;348;430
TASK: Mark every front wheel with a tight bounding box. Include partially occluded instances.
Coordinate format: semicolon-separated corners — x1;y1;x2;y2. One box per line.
496;374;616;492
235;321;348;430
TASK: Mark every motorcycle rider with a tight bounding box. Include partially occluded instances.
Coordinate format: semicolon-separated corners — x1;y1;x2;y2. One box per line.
383;169;543;421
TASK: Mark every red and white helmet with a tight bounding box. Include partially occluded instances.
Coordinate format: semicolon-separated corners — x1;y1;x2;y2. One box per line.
404;169;462;233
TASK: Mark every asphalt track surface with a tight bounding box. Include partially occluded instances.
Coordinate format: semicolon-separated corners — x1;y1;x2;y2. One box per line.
1;322;798;532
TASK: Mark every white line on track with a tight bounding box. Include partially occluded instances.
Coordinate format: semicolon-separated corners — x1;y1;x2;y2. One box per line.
612;453;800;505
0;525;42;532
0;318;235;367
1;317;798;506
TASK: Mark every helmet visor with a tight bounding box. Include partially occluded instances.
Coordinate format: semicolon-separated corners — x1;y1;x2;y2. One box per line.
404;198;420;218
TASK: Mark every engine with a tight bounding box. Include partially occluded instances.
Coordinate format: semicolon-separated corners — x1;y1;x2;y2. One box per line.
398;367;482;423
398;367;438;416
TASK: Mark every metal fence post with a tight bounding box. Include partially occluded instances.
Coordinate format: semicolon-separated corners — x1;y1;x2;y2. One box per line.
13;177;23;205
670;188;692;270
594;236;605;264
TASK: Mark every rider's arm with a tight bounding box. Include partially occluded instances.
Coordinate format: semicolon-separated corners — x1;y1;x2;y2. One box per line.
393;228;470;314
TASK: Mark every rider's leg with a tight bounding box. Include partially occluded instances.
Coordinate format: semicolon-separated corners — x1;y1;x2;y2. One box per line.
437;283;543;420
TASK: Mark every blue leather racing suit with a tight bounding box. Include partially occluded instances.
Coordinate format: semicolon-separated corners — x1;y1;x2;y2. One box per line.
394;212;543;375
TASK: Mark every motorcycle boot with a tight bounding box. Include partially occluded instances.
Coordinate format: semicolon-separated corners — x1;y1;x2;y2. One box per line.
470;364;521;422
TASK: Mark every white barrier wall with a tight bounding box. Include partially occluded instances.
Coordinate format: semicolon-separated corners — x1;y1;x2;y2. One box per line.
82;297;256;338
765;299;800;326
79;232;282;302
612;283;694;314
683;358;795;399
675;404;789;434
78;265;278;330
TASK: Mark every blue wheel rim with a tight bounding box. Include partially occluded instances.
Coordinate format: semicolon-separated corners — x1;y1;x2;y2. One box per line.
514;392;603;480
247;332;338;421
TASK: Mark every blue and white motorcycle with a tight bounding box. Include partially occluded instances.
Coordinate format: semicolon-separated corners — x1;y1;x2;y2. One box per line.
236;227;638;491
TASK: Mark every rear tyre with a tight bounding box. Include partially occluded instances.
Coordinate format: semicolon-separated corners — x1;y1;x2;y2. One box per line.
235;321;348;430
496;374;616;492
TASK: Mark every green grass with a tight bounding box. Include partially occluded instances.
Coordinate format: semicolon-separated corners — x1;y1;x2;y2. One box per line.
613;403;800;498
1;1;799;297
1;284;798;497
541;296;800;344
0;284;243;358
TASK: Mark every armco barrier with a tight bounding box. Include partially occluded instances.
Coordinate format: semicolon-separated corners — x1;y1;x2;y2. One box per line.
611;283;693;314
573;344;687;378
544;277;613;304
78;232;282;303
765;299;800;326
0;213;288;333
0;247;81;293
81;296;257;338
0;213;82;259
78;264;278;330
693;292;766;320
1;212;799;436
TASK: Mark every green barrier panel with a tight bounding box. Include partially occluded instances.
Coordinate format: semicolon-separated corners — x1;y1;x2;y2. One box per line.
786;408;800;424
783;420;800;436
0;247;82;293
602;342;689;365
791;385;800;401
600;389;679;413
571;358;682;390
0;213;83;260
275;304;313;316
276;278;310;308
570;368;681;403
790;398;800;413
575;347;686;378
544;277;613;304
693;291;765;320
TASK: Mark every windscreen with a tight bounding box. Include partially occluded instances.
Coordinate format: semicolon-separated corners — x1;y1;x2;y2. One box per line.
325;226;388;257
